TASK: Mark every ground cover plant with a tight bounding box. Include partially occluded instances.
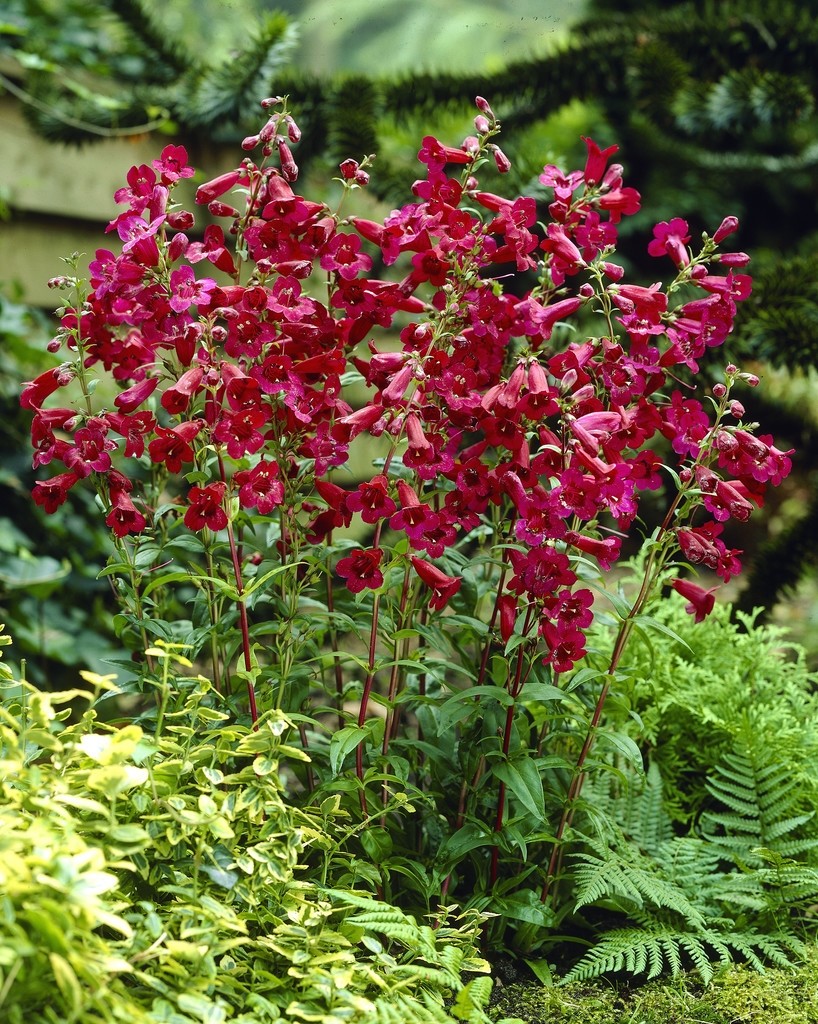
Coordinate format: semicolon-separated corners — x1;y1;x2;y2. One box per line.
9;95;816;1018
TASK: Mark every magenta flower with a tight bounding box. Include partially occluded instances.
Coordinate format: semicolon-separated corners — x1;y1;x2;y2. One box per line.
234;459;285;515
184;482;228;532
106;487;147;538
32;471;80;513
148;421;203;473
346;475;397;524
168;266;217;313
647;218;691;267
336;547;384;594
152;144;194;184
581;137;619;185
410;556;462;612
319;232;373;281
671;578;720;622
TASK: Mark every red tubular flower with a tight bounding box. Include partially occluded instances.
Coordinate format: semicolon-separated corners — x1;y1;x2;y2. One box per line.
336;546;384;594
581;137;619;185
346;475;397;524
184;482;228;531
410;556;462;611
106;487;146;537
114;376;160;414
21;366;75;410
234;459;285;515
671;578;720;622
32;471;80;513
148;420;203;473
161;367;204;415
195;170;241;205
647;218;691;267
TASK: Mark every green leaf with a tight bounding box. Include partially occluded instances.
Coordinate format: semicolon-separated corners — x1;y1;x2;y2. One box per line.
329;725;370;776
633;614;694;652
524;957;554;986
493;755;545;819
435;822;494;868
597;730;645;770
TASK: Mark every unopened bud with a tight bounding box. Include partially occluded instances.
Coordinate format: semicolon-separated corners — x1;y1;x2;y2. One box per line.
354;169;370;186
260;96;283;109
475;95;495;119
474;114;491;134
259;117;280;143
712;382;727;398
462;135;480;156
579;283;594;298
166;210;195;230
679;468;693;483
241;134;260;151
713;216;739;243
47;276;70;289
601;262;625;281
730;400;745;418
208;201;239;218
47;337;62;353
278;140;298;182
740;372;760;387
492;145;511;174
285;115;301;143
167;233;188;261
718;251;751;267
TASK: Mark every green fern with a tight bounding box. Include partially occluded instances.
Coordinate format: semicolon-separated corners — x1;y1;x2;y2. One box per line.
701;721;818;865
562;924;806;984
572;835;707;928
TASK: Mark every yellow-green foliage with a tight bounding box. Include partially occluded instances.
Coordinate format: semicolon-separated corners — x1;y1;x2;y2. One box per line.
0;640;516;1024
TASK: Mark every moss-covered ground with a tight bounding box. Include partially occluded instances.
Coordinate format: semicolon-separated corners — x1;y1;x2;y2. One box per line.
490;945;818;1023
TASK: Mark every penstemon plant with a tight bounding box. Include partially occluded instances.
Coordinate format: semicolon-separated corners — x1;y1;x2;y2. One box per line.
22;95;794;952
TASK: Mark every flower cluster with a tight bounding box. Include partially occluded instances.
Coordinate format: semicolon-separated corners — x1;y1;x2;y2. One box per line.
23;97;792;681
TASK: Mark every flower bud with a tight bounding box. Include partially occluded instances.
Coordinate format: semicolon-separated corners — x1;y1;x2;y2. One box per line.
260;96;283;109
166;210;195;230
475;95;495;118
259;117;280;143
718;251;751;267
474;114;491;134
285;115;301;143
208;201;240;218
167;233;188;262
713;216;739;243
492;145;511;173
712;383;727;398
241;134;260;151
195;170;241;205
730;400;745;418
601;262;625;281
278;140;298;182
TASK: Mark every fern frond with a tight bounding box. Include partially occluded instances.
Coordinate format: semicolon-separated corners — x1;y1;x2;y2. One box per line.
561;924;804;984
702;724;818;865
571;837;706;928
